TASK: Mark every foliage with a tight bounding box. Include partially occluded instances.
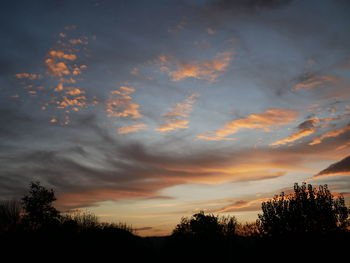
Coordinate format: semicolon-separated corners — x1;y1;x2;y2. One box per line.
172;210;237;237
60;210;134;234
235;222;261;237
21;181;60;229
257;182;350;236
0;200;22;233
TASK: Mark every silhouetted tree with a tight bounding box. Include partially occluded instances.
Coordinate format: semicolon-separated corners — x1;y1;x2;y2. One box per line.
257;182;349;236
21;181;60;230
0;200;22;233
172;211;237;237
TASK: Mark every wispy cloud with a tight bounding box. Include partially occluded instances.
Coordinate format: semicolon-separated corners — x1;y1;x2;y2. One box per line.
156;94;199;132
117;124;147;134
196;134;236;141
293;73;341;91
271;114;349;146
309;123;350;145
198;108;298;140
156;120;190;133
15;73;42;80
106;86;141;119
270;128;315;146
158;51;234;83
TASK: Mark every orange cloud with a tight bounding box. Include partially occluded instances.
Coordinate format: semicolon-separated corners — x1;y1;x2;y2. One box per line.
117;124;147;134
199;109;298;140
156;94;199;133
163;93;199;119
293;73;341;91
217;109;298;137
309;124;350;145
207;28;216;35
196;134;236;141
156;120;189;132
214;198;267;213
270;128;315;146
106;86;141;119
336;140;350;150
57;96;87;109
49;50;77;60
45;59;70;76
167;51;234;82
270;114;349;146
69;39;88;45
15;73;42;80
65;88;85;96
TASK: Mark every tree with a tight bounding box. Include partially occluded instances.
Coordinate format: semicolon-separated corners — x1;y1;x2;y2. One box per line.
0;200;22;233
21;181;60;230
172;210;237;237
257;182;349;236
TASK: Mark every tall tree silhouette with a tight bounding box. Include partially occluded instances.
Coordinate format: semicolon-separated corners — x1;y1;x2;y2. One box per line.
21;181;60;230
257;182;349;236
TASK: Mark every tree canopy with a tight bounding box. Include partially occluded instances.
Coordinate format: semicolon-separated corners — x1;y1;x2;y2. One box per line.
172;210;237;237
21;181;60;229
257;182;349;236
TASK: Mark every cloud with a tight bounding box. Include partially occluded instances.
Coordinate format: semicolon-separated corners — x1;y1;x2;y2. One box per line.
208;0;294;14
293;73;341;91
199;108;298;140
2;109;348;211
270;114;349;146
69;39;88;45
270;128;315;146
65;87;85;96
270;118;320;146
309;123;350;145
117;124;147;134
196;134;236;141
45;59;70;77
48;50;77;61
317;155;350;176
207;28;216;35
163;93;199;119
163;51;234;82
156;94;199;133
156;120;189;133
15;73;42;80
106;86;141;119
13;30;90;125
56;96;87;110
336;140;350;151
214;199;264;213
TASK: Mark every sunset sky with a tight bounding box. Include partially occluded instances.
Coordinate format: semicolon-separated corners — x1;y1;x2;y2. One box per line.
1;0;350;236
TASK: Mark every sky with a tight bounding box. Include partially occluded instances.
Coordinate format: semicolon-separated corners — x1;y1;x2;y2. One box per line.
1;0;350;236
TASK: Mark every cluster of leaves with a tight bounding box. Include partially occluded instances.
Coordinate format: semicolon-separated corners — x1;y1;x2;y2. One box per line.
257;182;350;236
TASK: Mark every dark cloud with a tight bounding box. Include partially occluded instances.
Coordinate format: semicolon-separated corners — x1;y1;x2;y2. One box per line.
317;155;350;176
297;119;317;130
209;0;294;13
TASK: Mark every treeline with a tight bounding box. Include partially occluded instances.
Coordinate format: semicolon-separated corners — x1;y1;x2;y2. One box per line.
0;182;349;261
